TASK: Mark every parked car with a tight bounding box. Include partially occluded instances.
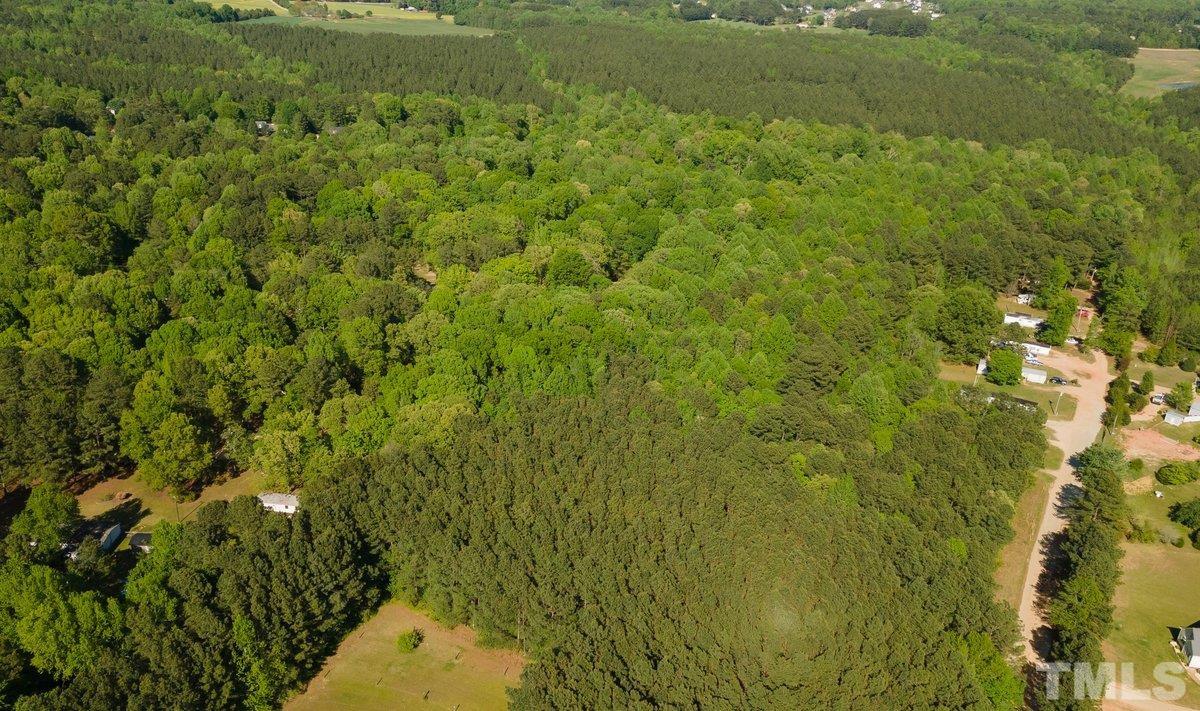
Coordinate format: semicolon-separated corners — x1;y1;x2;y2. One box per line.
1151;393;1165;405
1049;376;1067;385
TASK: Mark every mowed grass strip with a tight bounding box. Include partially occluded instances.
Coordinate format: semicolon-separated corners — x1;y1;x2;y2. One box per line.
206;0;287;12
286;601;524;711
1123;48;1200;99
994;467;1054;611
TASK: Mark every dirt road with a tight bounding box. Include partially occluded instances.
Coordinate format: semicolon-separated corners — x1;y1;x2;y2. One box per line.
1017;349;1111;663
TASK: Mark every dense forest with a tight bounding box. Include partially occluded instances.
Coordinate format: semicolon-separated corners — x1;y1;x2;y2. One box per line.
0;0;1198;708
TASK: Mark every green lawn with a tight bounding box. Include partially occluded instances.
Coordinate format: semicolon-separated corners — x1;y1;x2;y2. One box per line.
939;362;1078;421
1122;48;1200;99
1127;356;1197;392
241;13;491;35
286;601;523;710
1128;477;1200;543
1107;543;1200;708
77;469;270;544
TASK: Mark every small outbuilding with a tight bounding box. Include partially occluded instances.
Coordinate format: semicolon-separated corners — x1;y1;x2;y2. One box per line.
254;120;277;136
98;523;123;552
1021;366;1048;385
258;492;300;515
1165;402;1200;426
1016;293;1035;305
1004;312;1045;330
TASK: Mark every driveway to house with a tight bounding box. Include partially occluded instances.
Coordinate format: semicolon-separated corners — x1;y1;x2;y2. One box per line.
1017;349;1111;663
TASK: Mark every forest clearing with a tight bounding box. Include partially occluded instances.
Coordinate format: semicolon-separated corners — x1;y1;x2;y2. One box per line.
286;602;524;711
1124;48;1200;99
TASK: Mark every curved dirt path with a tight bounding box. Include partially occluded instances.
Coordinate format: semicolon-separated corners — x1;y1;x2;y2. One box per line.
1017;350;1111;663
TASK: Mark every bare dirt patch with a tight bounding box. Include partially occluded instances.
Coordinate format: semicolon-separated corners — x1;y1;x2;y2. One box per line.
1122;428;1200;464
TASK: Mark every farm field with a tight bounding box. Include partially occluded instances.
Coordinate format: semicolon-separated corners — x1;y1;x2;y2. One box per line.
286;601;524;711
1106;543;1200;708
1123;47;1200;99
241;13;491;35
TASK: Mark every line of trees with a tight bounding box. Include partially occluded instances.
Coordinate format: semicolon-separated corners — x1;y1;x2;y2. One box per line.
1038;443;1129;710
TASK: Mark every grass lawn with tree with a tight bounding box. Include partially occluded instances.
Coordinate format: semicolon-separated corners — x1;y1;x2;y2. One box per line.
1107;542;1200;708
286;601;524;711
76;469;270;540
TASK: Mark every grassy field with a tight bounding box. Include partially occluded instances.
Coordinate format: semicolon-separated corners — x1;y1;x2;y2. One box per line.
1123;47;1200;99
207;0;287;11
1126;357;1197;393
77;469;270;544
323;2;440;18
994;467;1054;612
286;601;524;710
939;362;1079;421
1106;543;1200;707
241;13;491;35
1126;476;1200;543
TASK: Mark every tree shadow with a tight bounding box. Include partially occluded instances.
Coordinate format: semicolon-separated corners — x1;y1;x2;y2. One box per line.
1052;482;1083;520
0;485;31;539
90;498;151;533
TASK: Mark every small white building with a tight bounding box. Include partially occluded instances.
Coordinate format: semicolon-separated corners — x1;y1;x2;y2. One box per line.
977;358;988;375
258;492;300;515
1004;313;1045;330
99;523;122;552
1165;401;1200;426
1022;342;1051;358
1016;293;1035;305
1177;628;1200;668
1021;366;1048;385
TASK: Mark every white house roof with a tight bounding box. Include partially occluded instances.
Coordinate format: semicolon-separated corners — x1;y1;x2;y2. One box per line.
258;493;299;509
